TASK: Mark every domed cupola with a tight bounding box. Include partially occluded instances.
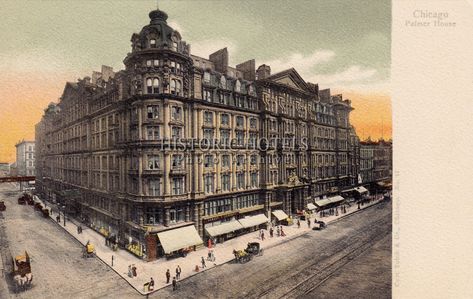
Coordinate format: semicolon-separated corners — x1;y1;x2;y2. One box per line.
129;7;190;55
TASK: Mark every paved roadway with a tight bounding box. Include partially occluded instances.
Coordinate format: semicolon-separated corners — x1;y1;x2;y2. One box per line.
152;199;392;299
0;184;138;299
0;182;391;299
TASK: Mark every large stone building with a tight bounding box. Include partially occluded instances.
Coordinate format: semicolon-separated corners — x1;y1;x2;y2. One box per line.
15;140;35;176
35;7;366;260
360;139;392;189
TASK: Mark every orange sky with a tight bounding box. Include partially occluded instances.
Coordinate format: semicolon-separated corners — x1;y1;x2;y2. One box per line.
0;74;391;163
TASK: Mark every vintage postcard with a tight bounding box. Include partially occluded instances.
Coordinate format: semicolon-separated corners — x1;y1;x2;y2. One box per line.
7;0;470;298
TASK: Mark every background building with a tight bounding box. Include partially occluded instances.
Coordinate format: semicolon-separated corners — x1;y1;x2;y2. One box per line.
360;139;392;190
0;162;10;177
35;7;378;260
15;140;35;176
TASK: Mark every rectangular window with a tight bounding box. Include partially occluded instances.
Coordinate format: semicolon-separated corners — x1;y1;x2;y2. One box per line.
250;155;257;165
204;174;214;194
147;155;160;170
221;114;229;126
204;155;214;168
171;106;182;121
171;126;182;139
204;111;213;124
236;131;245;146
172;154;183;169
147;105;159;119
148;179;161;196
203;90;212;102
221;174;230;191
172;178;184;195
203;72;210;83
222;155;230;168
146;126;160;140
153;59;159;66
250;118;257;129
203;129;214;141
237;173;245;189
251;172;258;188
145;207;160;224
236;155;244;167
220;129;230;145
236;116;244;127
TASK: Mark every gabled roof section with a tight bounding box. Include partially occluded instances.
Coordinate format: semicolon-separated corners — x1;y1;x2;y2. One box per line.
266;68;311;92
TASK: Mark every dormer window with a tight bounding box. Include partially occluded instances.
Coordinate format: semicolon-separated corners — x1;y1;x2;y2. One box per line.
173;41;178;50
235;80;241;92
220;76;226;88
149;39;156;48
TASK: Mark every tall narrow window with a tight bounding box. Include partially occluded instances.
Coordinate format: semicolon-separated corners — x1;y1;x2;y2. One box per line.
152;78;159;93
170;79;176;93
147;78;153;94
149;39;156;48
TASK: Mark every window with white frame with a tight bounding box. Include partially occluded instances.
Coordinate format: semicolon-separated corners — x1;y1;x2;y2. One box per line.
204;174;215;194
203;111;213;124
172;177;184;195
146;126;160;140
148;179;161;196
147;105;159;119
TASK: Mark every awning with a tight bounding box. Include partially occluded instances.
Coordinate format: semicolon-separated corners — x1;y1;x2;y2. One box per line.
355;186;369;194
271;210;289;221
205;220;244;237
314;195;345;208
307;203;317;210
157;225;203;254
238;214;269;228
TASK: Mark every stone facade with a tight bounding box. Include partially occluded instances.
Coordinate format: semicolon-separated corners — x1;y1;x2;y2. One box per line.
15;140;35;176
35;8;369;260
360;139;392;186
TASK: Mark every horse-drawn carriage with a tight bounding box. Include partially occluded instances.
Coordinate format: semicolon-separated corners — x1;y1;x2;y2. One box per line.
312;220;327;231
233;242;264;263
11;251;33;292
17;193;33;205
82;241;96;258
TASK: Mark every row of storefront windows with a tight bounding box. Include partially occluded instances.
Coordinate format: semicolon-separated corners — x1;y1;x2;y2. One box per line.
203;194;260;216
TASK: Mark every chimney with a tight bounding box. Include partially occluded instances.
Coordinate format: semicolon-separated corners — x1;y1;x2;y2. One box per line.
256;64;271;80
236;59;255;81
209;48;228;74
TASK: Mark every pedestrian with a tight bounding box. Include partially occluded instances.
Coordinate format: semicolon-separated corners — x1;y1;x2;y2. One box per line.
261;230;265;241
176;265;181;280
281;226;286;237
148;277;154;291
307;218;311;228
276;226;280;237
166;269;171;284
297;219;301;228
269;227;274;237
172;277;177;291
56;215;60;223
128;265;133;278
201;256;206;268
77;225;80;234
132;264;137;277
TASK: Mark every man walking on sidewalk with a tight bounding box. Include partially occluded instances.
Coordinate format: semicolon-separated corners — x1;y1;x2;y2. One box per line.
201;256;206;268
172;277;177;291
297;219;301;228
269;227;274;237
176;265;181;280
307;218;311;228
166;269;171;284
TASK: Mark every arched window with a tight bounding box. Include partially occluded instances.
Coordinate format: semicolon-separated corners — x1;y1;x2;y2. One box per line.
146;78;153;94
176;80;181;94
152;78;159;93
220;76;226;88
149;39;156;48
235;80;241;92
170;79;176;94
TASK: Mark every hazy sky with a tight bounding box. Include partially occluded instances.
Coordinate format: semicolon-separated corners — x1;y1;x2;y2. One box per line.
0;0;391;163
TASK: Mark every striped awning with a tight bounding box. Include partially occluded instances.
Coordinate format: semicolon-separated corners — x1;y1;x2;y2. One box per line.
205;220;244;237
314;195;345;208
238;214;269;228
271;210;289;221
157;225;203;254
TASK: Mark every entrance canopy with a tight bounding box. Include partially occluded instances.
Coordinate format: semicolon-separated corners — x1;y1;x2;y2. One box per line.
307;203;317;211
271;210;289;221
205;220;244;237
355;186;369;194
314;195;345;208
238;214;269;228
157;225;203;254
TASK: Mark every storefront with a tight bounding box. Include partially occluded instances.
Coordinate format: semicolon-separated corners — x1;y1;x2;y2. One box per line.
205;220;244;244
157;225;203;257
271;210;289;225
238;214;269;232
314;195;346;211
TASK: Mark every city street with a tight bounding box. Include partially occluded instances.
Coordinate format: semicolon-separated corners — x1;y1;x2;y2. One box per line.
151;199;391;299
0;184;138;299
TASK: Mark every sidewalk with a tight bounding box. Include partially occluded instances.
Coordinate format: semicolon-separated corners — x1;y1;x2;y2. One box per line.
36;195;385;295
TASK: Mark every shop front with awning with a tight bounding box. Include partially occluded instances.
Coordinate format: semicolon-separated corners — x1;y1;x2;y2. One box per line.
307;203;317;211
238;214;269;231
271;209;289;224
314;195;346;210
205;220;244;243
157;225;203;255
355;186;369;194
